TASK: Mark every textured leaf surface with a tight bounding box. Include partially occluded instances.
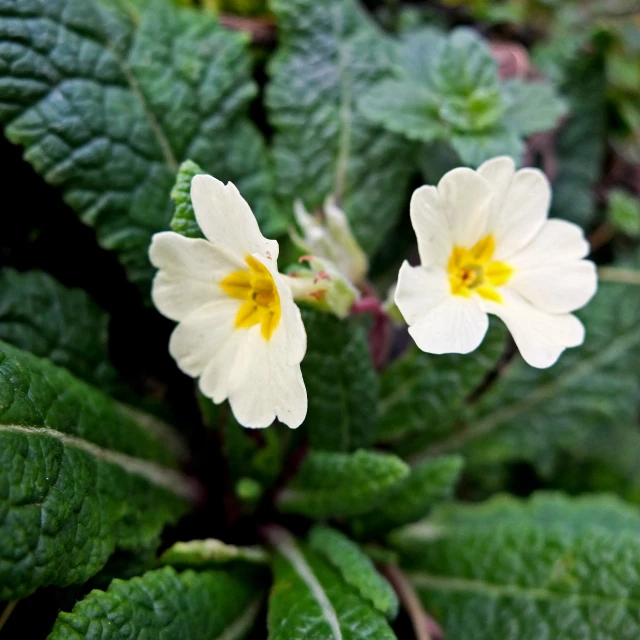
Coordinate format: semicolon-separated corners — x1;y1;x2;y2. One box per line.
0;0;271;292
395;494;640;640
351;456;463;537
267;0;413;255
302;310;379;451
48;566;265;640
0;269;120;392
267;527;397;640
377;322;506;443
0;340;193;599
309;526;398;619
170;159;206;238
277;449;409;518
408;279;640;476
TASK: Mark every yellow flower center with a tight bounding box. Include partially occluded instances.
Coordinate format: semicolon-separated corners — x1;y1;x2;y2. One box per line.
220;255;281;340
447;234;513;303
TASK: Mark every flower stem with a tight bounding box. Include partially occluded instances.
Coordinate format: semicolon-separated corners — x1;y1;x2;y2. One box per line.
0;600;17;632
598;267;640;285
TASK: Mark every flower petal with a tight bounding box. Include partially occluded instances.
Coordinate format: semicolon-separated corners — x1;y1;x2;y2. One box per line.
508;260;597;314
437;167;494;248
486;167;551;261
394;262;450;325
191;174;279;262
228;326;307;429
408;296;489;355
149;232;235;321
508;219;590;268
480;289;585;368
477;156;516;196
410;185;452;268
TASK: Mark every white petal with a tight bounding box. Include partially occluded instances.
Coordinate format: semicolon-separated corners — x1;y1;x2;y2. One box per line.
149;232;235;321
437;167;494;248
190;175;279;262
488;167;551;260
394;262;450;325
408;296;489;355
477;156;516;195
508;219;590;268
198;330;245;404
480;289;585;368
228;327;307;429
509;260;597;314
168;299;239;379
409;185;452;268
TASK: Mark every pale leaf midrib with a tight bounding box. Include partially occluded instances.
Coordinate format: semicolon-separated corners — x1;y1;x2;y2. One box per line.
0;424;198;502
215;596;263;640
410;571;640;608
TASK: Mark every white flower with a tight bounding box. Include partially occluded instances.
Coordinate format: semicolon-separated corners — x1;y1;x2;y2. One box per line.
149;175;307;428
395;156;598;368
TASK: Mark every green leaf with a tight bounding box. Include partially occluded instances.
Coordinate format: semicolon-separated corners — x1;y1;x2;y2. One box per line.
0;340;193;599
501;78;568;137
351;456;464;537
409;279;640;477
308;526;398;619
550;51;607;227
394;493;640;640
0;269;120;392
170;159;206;238
608;188;640;237
0;0;271;293
160;539;269;567
302;310;379;452
449;127;523;168
377;322;506;443
48;566;265;640
277;449;409;518
266;0;414;255
267;527;397;640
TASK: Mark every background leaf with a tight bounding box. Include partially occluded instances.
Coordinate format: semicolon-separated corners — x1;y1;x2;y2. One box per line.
0;0;271;293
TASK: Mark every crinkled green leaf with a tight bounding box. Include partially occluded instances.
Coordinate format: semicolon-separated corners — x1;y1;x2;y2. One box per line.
0;269;120;392
0;340;193;599
394;493;640;640
550;51;607;227
170;159;206;238
302;309;378;452
277;449;409;518
309;526;398;619
267;0;413;255
48;566;265;640
408;279;640;478
351;456;464;537
377;322;506;443
267;528;397;640
0;0;271;293
449;127;523;168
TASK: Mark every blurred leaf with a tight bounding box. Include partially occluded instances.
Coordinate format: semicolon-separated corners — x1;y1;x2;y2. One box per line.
608;188;640;237
267;0;414;255
48;566;265;639
0;269;121;393
309;526;399;619
170;159;206;239
160;539;269;567
0;0;272;293
302;310;379;452
277;449;409;518
0;340;192;600
394;493;640;640
351;456;464;537
267;527;397;640
377;322;506;443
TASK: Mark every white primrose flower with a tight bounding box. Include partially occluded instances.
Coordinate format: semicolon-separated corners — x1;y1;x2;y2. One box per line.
149;175;307;429
395;156;598;368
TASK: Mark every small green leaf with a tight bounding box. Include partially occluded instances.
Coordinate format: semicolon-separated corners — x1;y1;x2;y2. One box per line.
394;493;640;640
0;0;271;293
309;526;399;619
608;188;640;237
170;159;206;238
277;449;409;518
0;341;193;599
0;269;120;393
48;566;265;640
266;527;397;640
302;309;379;452
160;539;269;567
351;456;464;537
267;0;414;255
